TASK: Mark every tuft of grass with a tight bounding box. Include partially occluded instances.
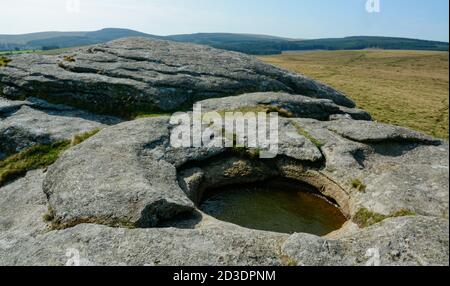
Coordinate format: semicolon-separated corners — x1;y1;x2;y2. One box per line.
134;112;173;119
0;141;70;187
264;105;294;118
353;208;387;228
0;56;12;67
70;128;100;146
63;55;76;62
50;216;136;231
351;178;367;192
43;207;55;222
57;55;76;69
260;50;449;139
353;208;417;228
391;209;416;217
291;121;324;148
280;255;298;267
0;129;101;187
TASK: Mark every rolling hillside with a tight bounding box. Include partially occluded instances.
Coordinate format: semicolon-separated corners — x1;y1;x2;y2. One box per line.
287;36;449;52
168;35;449;54
1;28;448;54
0;28;161;51
260;50;450;139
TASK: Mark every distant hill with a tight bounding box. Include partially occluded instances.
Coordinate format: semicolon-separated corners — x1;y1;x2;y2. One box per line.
166;33;294;43
0;28;161;51
287;36;450;52
0;28;448;55
168;35;449;54
166;33;297;55
0;31;87;46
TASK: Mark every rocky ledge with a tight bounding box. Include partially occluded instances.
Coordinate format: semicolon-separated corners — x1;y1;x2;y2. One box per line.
0;38;448;266
0;38;353;116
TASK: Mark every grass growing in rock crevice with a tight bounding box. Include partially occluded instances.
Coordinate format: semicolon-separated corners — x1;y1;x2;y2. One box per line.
351;178;367;192
0;129;101;187
70;128;100;146
353;208;417;228
291;121;324;148
63;55;76;62
0;141;70;187
0;56;12;67
134;112;173;119
280;255;299;267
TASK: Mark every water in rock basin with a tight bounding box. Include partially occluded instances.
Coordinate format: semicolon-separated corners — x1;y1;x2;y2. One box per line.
200;180;347;236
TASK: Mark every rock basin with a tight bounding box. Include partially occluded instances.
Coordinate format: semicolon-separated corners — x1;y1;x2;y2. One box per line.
200;179;347;236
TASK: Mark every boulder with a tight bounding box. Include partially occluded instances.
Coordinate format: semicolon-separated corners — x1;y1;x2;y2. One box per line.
42;117;196;229
326;119;439;144
0;38;354;116
199;92;371;121
0;221;288;266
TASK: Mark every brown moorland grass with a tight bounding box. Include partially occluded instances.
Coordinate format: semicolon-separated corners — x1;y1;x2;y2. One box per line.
259;50;449;139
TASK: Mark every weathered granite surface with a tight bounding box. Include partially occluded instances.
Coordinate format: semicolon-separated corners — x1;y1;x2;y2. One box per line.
283;216;449;266
0;97;120;156
0;39;448;266
0;38;354;116
199;92;371;121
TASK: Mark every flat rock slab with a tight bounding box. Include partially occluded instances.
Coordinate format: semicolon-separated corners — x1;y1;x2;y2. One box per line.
0;222;288;266
291;118;449;218
283;216;449;266
0;38;354;116
326;119;439;144
0;170;49;236
199;92;371;121
0;98;121;156
43;117;197;229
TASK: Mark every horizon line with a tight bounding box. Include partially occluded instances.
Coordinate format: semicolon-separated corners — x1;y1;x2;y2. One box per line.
0;27;448;44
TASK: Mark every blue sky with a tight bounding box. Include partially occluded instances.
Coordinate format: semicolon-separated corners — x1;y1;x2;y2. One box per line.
2;0;449;41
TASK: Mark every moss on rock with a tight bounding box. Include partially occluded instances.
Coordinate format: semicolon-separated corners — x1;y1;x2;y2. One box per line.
0;129;101;187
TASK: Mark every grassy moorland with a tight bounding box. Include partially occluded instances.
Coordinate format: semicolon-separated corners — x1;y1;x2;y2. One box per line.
260;50;449;139
0;49;39;55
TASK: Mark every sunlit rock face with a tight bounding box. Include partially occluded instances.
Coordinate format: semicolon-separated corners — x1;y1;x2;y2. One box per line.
0;38;354;117
0;39;448;266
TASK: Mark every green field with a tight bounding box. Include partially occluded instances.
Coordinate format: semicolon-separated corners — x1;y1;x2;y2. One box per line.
260;50;449;139
36;47;80;55
0;48;76;56
0;49;39;55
